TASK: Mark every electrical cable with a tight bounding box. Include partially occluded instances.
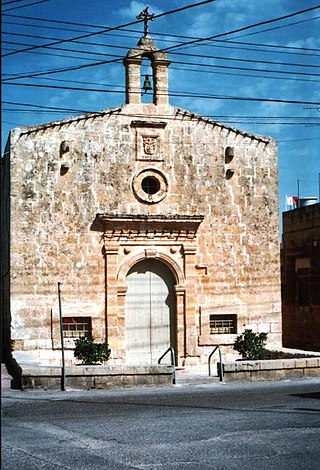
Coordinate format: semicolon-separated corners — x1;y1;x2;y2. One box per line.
2;100;89;113
3;0;33;5
3;51;319;83
3;10;320;55
4;51;319;82
4;100;320;123
224;15;320;41
3;31;319;73
4;20;320;60
2;0;218;57
2;0;50;12
3;81;320;106
3;2;319;76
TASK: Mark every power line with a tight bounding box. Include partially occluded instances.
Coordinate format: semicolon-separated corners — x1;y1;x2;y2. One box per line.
4;21;320;61
3;81;320;106
3;3;319;73
2;100;89;113
3;4;319;82
3;11;320;55
225;15;320;41
3;31;320;73
2;0;34;5
3;46;320;83
278;136;320;142
2;0;218;57
216;39;320;57
4;20;320;55
2;39;122;63
2;0;50;12
4;49;319;82
161;5;320;54
4;99;319;120
2;42;110;62
3;100;320;128
3;100;320;123
3;34;320;83
3;50;319;84
4;110;316;125
171;65;320;83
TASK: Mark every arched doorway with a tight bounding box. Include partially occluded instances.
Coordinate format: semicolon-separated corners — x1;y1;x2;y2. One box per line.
125;259;176;365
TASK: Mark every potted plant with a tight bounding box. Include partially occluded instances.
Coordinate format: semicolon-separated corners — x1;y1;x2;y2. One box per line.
233;329;268;360
73;336;111;365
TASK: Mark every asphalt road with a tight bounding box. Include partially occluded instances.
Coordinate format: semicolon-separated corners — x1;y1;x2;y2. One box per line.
2;378;320;470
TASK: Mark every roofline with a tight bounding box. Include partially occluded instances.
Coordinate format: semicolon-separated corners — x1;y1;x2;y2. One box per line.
17;106;123;136
9;103;275;145
173;107;275;144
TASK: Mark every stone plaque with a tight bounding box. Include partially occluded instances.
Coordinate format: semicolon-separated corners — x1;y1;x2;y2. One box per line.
130;120;167;161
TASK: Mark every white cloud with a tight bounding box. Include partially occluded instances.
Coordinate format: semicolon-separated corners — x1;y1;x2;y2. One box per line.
118;1;163;20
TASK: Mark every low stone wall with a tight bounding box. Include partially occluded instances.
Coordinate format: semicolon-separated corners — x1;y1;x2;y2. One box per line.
220;357;320;382
18;365;174;390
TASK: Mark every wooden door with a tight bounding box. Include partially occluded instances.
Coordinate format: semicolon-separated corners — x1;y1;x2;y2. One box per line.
125;259;175;365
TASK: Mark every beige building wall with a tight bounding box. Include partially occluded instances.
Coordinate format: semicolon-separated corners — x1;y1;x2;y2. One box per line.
3;35;282;367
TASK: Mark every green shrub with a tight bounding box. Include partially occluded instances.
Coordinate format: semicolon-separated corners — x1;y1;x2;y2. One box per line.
73;336;111;365
233;329;268;360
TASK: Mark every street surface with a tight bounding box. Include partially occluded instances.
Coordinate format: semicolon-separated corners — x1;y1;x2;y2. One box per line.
2;378;320;469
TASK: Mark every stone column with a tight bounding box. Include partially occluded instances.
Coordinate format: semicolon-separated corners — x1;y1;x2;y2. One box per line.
103;245;119;354
153;60;170;106
124;59;142;105
175;284;186;364
183;245;198;363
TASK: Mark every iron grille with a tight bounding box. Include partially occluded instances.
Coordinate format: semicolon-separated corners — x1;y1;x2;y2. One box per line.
210;314;237;334
62;317;92;338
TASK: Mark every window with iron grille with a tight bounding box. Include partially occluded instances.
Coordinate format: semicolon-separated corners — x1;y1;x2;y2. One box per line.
210;314;237;334
62;317;92;338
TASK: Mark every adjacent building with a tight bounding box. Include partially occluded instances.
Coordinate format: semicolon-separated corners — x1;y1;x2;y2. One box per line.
281;202;320;351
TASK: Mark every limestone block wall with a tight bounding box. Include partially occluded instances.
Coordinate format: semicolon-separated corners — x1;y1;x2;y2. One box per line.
5;102;281;366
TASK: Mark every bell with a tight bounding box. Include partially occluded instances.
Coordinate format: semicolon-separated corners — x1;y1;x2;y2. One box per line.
142;74;152;94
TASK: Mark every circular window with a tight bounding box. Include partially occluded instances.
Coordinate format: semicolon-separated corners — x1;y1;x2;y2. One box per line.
132;168;168;204
141;176;160;195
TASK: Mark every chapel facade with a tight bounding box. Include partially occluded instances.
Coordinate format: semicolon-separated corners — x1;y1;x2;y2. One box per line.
1;31;282;368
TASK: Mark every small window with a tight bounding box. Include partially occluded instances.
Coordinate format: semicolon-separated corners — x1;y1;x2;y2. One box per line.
210;314;237;334
62;317;92;338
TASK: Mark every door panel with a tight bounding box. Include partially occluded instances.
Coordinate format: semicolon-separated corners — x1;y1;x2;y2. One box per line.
125;259;175;365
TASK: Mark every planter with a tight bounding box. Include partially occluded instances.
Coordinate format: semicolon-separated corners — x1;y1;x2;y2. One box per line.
218;357;320;382
17;364;174;390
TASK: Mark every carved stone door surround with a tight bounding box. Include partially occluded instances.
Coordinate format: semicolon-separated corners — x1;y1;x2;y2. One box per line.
92;213;204;365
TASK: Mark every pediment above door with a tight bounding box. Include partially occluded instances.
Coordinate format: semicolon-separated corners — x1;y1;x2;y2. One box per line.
91;213;204;241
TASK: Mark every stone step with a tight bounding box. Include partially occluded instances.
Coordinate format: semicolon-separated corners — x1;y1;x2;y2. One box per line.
175;368;220;385
175;374;220;385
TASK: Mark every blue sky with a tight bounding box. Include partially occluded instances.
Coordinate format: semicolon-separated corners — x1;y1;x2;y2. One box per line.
2;0;320;227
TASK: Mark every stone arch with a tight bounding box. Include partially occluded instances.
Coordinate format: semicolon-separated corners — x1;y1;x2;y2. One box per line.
124;258;177;364
123;35;170;106
117;249;185;289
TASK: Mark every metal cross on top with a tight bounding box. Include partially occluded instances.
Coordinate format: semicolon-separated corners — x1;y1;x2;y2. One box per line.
136;6;155;36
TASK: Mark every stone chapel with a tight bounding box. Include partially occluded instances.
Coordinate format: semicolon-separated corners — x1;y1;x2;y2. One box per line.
1;29;282;369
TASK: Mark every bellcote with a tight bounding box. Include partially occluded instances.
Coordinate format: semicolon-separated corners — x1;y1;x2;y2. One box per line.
123;35;170;106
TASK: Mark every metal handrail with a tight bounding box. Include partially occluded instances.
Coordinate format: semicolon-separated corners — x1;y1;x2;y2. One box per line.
158;347;176;384
208;346;224;382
